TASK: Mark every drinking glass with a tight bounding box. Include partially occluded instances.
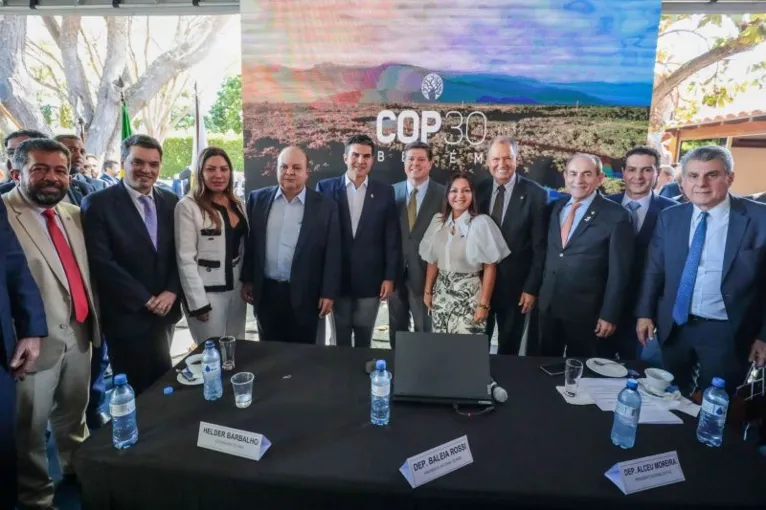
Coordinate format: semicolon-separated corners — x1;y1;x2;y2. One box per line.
219;336;236;371
564;359;584;397
231;372;254;409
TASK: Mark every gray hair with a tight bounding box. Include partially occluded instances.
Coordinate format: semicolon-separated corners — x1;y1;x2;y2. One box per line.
680;145;734;175
487;136;519;158
12;138;70;171
566;153;603;174
658;164;675;177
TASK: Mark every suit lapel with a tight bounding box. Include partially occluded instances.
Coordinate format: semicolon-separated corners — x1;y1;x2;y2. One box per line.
502;176;526;228
117;182;156;253
335;176;354;237
669;204;692;276
7;189;68;290
153;189;168;253
638;193;662;244
413;181;440;235
58;205;96;306
355;182;375;239
291;189;312;271
566;194;602;246
395;182;409;236
550;198;567;251
258;187;278;265
722;196;748;281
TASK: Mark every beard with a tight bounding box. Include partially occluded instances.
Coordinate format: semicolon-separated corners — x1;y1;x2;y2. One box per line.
24;181;67;206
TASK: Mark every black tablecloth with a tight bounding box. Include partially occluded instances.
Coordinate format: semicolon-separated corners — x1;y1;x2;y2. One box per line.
73;342;766;510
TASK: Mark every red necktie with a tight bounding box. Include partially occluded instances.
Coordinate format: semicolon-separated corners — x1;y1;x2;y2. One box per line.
42;209;89;323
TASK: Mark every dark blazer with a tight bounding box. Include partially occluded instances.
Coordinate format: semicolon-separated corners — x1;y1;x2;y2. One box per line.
242;186;340;317
659;181;681;199
80;182;182;339
393;179;444;295
75;173;106;191
538;193;634;325
316;176;400;299
477;175;549;303
0;200;47;366
99;174;119;186
0;179;92;206
607;192;677;314
636;196;766;354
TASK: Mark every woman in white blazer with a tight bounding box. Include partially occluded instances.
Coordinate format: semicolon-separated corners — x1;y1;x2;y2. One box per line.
175;147;248;344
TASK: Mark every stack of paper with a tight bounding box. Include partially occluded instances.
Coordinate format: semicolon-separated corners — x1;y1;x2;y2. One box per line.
557;378;700;425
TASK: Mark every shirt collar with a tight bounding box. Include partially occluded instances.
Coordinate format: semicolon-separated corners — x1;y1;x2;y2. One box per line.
444;211;471;236
124;182;153;201
566;190;598;209
407;178;429;196
692;193;731;222
275;186;307;204
344;173;368;190
492;173;517;194
622;191;653;210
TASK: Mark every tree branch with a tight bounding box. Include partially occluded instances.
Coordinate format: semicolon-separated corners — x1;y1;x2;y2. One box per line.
42;17;61;45
80;26;104;77
26;40;65;73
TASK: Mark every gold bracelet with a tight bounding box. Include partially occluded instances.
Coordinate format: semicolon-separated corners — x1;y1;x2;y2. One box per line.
478;303;490;311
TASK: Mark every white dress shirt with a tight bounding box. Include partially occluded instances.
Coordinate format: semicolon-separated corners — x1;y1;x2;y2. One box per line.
690;194;730;320
124;182;156;222
621;192;653;233
345;174;368;237
265;187;306;281
406;178;430;215
489;173;517;225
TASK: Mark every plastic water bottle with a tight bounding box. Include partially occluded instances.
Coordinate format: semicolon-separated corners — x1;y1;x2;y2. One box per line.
370;360;391;426
202;340;223;401
697;377;729;447
611;379;641;449
110;374;138;449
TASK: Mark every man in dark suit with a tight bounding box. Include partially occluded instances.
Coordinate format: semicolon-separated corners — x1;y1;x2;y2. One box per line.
81;134;181;395
99;160;121;186
316;134;400;348
478;137;548;355
607;146;676;360
388;141;444;347
2;130;93;205
538;153;634;357
0;199;47;510
242;146;340;343
54;135;107;191
637;146;766;396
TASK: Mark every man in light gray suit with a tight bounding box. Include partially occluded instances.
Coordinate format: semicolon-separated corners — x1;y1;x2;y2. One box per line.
389;141;445;348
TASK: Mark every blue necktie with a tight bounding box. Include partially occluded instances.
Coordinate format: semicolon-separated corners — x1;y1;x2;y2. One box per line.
626;201;641;233
139;195;158;249
672;212;708;325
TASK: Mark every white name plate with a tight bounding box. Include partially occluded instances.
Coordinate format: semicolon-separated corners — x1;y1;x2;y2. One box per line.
399;435;473;488
197;421;271;461
605;451;685;495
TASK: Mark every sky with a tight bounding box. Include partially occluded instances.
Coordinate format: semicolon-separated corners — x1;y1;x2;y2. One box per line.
241;0;662;84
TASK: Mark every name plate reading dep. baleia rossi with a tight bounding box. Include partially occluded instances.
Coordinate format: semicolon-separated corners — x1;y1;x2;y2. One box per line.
605;451;685;495
399;435;473;488
197;421;271;461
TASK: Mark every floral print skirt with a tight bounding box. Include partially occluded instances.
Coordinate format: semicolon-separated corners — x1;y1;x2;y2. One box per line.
432;270;484;335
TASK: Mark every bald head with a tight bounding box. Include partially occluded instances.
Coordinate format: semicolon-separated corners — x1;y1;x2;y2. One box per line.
277;146;309;200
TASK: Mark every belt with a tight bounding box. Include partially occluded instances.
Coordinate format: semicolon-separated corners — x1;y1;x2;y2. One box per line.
265;278;290;286
687;314;726;324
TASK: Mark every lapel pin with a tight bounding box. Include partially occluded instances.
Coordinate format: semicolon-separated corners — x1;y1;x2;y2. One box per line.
370;194;374;199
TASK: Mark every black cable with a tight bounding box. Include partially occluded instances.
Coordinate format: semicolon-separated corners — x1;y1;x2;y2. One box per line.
453;403;495;418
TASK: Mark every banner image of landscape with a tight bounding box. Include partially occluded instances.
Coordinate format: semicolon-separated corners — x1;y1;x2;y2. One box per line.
241;0;662;191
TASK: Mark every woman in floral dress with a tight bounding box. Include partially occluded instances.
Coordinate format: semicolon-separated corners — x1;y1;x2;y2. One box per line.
419;172;510;335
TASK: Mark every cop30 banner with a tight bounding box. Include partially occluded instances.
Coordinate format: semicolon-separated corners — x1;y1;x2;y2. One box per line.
241;0;662;191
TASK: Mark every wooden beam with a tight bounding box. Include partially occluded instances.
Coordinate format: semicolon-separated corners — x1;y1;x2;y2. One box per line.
677;120;766;141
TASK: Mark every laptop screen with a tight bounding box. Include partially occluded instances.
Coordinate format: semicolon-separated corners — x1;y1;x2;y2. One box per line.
392;332;492;405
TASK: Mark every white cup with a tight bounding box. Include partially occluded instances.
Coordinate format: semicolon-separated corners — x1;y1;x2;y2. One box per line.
185;354;203;379
645;368;674;393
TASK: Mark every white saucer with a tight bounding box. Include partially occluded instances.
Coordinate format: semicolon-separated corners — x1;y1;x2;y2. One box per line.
177;373;203;386
638;378;680;400
586;358;628;378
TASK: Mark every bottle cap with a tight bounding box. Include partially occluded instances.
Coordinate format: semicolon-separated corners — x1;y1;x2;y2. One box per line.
204;340;214;348
163;386;174;395
712;377;726;389
114;374;127;385
375;360;386;371
626;378;638;389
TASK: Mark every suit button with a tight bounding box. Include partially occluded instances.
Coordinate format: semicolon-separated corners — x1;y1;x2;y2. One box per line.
206;268;212;273
59;324;66;330
559;253;564;258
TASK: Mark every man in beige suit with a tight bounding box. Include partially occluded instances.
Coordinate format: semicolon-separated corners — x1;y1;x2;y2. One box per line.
3;138;100;510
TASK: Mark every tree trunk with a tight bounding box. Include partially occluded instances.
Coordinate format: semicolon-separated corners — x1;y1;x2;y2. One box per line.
0;16;51;134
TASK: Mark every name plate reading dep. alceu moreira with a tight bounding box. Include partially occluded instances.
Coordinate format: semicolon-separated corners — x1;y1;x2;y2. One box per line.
399;435;474;488
605;450;685;495
197;421;271;461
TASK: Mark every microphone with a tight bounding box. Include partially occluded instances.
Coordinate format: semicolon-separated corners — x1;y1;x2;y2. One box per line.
488;380;507;403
